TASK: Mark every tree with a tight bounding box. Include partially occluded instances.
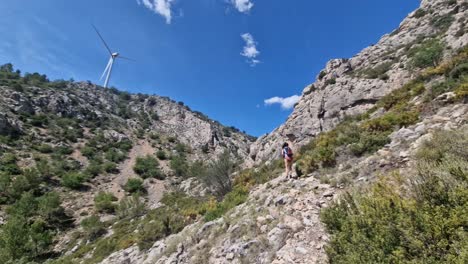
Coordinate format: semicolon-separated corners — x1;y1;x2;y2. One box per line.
198;151;238;198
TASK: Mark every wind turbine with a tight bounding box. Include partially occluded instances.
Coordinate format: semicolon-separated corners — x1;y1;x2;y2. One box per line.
93;25;133;88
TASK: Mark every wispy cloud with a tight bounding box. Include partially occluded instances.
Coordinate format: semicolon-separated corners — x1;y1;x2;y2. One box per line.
137;0;175;24
264;95;301;110
230;0;254;13
240;33;260;66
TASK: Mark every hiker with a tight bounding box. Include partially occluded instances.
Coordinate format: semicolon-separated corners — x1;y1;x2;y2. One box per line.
282;142;294;179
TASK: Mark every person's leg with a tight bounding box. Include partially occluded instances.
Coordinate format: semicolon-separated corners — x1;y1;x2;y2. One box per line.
284;159;289;178
287;160;293;178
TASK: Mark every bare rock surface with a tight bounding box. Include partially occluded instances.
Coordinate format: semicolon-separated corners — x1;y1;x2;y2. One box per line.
100;176;336;264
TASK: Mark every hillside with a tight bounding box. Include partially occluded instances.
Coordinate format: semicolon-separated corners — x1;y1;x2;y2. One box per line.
249;0;467;164
0;70;255;263
0;0;467;263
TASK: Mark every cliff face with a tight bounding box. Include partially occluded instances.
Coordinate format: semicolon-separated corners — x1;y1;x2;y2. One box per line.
249;0;468;164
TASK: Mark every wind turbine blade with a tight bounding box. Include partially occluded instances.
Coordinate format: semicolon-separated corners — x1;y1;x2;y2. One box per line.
92;24;113;55
118;56;136;62
100;58;112;81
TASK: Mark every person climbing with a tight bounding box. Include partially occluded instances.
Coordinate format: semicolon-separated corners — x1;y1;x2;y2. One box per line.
282;142;294;179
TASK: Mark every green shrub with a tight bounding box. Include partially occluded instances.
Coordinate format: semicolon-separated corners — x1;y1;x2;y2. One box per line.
318;70;327;80
29;114;48;127
349;132;391;156
105;149;126;163
36;143;53;154
92;238;118;262
116;194;146;219
325;78;336;86
94;192;117;213
430;14;455;32
167;136;177;143
413;8;426;18
360;62;393;79
197;151;238;198
449;62;468;80
37;192;65;225
410;39;444;68
175;143;188;153
81;215;105;241
0;153;21;175
61;172;85;189
55;145;74;155
170;155;189;177
156;150;167;160
103;162;119;174
123;178;145;194
137;207;187;250
204;186;249;221
81;146;97;159
321;128;468;264
85;161;102;177
427;79;457;99
133;155;164;179
362;111;419;132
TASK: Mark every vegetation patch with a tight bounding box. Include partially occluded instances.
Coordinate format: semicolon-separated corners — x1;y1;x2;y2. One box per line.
321;128;468;264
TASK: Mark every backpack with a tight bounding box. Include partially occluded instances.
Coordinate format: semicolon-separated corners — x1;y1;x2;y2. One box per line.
283;146;293;160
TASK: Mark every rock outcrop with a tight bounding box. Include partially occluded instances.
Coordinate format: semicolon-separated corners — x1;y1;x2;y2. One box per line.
249;0;468;164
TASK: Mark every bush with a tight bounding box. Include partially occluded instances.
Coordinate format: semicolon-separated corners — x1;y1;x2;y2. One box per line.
116;194;146;219
36;143;53;153
94;192;117;213
55;145;74;155
133;155;164;179
123;178;145;194
318;70;327;80
81;146;97;159
362;111;419;132
413;8;426;18
105;149;126;163
430;14;455;32
170;155;189;177
197;151;238;198
325;78;336;86
361;62;393;79
156;150;167;160
85;161;102;177
103;162;119;174
175;143;188;153
0;153;21;175
204;186;249;221
321;128;468;264
61;172;85;189
81;215;105;241
410;39;444;68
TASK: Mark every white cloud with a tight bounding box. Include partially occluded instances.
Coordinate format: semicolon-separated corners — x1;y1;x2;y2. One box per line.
137;0;175;24
264;95;301;110
230;0;254;13
240;33;260;66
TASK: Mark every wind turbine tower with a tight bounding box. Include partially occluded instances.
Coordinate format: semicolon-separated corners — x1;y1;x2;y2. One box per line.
93;25;133;88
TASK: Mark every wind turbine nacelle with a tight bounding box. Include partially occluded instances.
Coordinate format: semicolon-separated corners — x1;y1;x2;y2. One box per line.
112;52;120;58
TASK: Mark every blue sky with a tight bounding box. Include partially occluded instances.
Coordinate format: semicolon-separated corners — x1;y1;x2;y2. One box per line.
0;0;419;136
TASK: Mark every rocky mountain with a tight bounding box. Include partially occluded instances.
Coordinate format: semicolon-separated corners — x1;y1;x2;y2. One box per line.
249;0;467;164
0;0;467;263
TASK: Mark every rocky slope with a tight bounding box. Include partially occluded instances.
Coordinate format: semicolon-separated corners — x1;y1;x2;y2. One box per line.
0;0;466;263
75;0;466;263
0;77;255;262
249;0;468;164
98;102;467;264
